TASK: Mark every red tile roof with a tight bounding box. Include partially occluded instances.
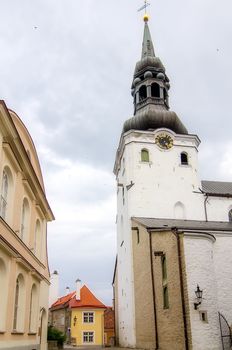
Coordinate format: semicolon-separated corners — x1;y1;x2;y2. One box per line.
50;285;106;310
51;291;75;308
69;285;106;309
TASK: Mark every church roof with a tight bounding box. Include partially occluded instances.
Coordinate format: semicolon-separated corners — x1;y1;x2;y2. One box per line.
132;217;232;232
201;180;232;196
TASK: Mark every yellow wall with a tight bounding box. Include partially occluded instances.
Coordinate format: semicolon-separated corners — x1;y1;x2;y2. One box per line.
0;103;53;350
71;308;105;345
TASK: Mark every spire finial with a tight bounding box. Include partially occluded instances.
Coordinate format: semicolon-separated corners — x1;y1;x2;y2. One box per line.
138;0;150;21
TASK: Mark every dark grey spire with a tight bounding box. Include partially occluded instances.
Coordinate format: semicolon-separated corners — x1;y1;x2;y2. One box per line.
123;18;188;135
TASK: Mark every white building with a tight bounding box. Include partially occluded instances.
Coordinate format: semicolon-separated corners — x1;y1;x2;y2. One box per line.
113;15;232;350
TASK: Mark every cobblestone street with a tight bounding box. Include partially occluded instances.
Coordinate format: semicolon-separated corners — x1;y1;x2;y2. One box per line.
64;347;123;350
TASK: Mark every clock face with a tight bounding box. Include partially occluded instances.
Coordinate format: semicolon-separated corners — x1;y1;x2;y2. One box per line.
155;133;173;149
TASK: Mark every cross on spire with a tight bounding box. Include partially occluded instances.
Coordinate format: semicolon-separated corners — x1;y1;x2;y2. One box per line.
137;0;150;14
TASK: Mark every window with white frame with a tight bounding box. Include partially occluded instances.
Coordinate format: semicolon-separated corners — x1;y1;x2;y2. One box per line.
83;331;94;343
83;312;94;323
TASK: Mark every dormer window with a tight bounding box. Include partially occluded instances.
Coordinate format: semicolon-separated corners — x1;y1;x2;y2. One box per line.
151;83;160;98
180;152;188;165
141;149;149;162
139;85;147;101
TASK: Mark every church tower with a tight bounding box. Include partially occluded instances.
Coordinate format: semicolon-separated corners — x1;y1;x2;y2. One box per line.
113;12;232;350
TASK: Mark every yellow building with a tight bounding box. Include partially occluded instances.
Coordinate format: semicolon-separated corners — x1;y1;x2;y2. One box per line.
50;280;106;346
0;100;54;350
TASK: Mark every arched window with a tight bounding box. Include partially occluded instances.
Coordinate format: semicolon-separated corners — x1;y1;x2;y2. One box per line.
13;274;25;331
229;209;232;222
20;198;29;242
0;259;7;330
174;202;186;219
34;220;41;258
139;85;147;101
141;149;149;162
40;308;47;348
29;284;38;333
0;170;8;219
181;152;188;165
0;167;13;222
151;83;160;98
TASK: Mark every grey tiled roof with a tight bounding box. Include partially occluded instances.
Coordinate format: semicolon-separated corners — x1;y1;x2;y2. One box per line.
132;217;232;232
201;180;232;196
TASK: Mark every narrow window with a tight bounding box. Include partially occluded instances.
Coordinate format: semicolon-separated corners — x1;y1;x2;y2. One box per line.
34;220;41;257
151;83;160;98
181;152;188;165
29;284;37;333
141;149;149;162
0;259;7;330
229;209;232;222
139;85;147;101
13;278;20;330
199;311;208;323
20;199;29;241
0;170;8;219
162;255;169;309
122;187;125;205
163;88;167;103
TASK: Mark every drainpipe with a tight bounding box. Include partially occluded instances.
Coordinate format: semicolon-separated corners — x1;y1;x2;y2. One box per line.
199;188;209;222
149;232;159;349
204;194;209;222
174;229;189;350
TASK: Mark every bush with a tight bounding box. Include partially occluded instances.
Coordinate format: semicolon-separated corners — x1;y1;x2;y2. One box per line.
47;326;66;347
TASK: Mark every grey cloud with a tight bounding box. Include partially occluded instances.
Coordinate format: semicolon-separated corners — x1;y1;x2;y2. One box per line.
0;0;232;304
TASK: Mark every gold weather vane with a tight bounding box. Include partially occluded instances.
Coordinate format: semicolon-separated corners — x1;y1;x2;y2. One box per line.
137;0;150;22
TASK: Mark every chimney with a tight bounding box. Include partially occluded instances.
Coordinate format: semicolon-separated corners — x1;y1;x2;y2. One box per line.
66;286;70;295
49;270;59;307
76;278;81;300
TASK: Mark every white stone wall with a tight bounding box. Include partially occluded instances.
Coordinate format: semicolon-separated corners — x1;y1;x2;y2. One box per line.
116;146;136;347
184;233;222;350
206;197;232;222
213;233;232;325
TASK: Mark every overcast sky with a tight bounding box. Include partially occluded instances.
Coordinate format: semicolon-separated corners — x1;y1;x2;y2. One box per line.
0;0;232;305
